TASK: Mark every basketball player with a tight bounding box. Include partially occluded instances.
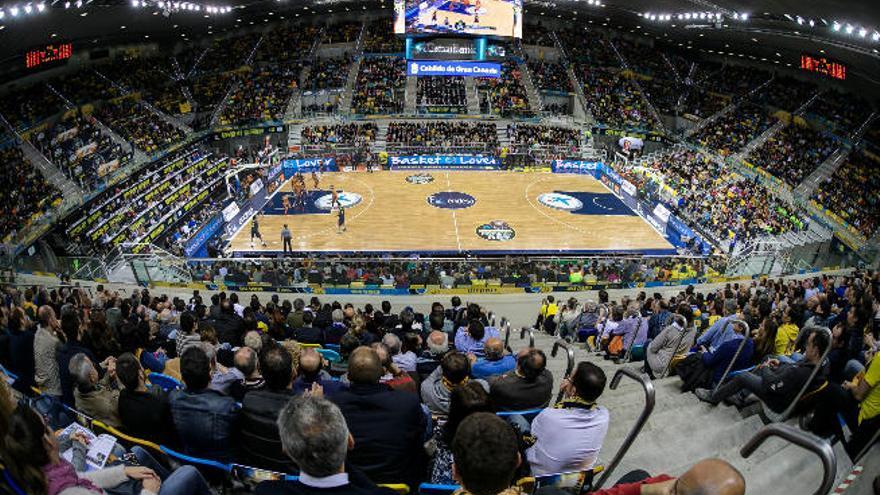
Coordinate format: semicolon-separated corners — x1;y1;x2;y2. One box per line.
337;206;346;234
250;214;267;248
311;170;320;189
282;194;292;214
330;185;339;209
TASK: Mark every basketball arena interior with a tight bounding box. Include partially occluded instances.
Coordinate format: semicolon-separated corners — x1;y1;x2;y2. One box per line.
1;0;879;493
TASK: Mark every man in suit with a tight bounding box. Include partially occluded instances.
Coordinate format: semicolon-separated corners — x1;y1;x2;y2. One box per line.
330;347;427;488
255;396;396;495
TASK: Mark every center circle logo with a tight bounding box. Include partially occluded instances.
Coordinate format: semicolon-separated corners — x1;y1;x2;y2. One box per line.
406;173;435;185
315;191;363;210
476;220;516;242
538;192;583;211
427;191;475;209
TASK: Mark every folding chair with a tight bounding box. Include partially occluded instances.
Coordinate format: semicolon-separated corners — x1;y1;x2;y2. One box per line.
148;372;184;392
316;348;342;363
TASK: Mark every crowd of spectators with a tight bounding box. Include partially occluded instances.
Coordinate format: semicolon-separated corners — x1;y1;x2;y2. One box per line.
750;75;817;113
507;123;580;150
363;20;404;53
2;270;877;494
254;25;321;68
617;147;810;245
386;122;498;151
580;68;658;130
352;57;405;115
325;21;362;44
219;66;298;125
52;68;122;106
527;60;572;93
812;149;880;238
478;61;533;117
417;76;467;113
301;123;378;145
0;83;65;131
522;23;556;46
748;122;839;187
693;103;775;155
97;99;185;154
0;140;61;242
97;55;190;116
31;114;133;192
306;56;352;90
807;88;874;134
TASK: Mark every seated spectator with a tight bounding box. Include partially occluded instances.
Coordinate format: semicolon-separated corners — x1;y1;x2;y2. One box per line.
695;299;739;352
294;310;323;344
454;320;499;356
34;305;64;399
489;348;554;411
294;347;347;396
254;396;397;495
227;346;266;401
646;307;696;378
324;309;349;345
680;321;753;392
116;352;175;446
373;342;417;394
383;333;417;373
470;338;515;379
240;344;298;473
69;352;122;428
422;351;488;415
4;404;213;495
417;330;450;380
448;412;522;495
527;362;609;476
57;312;102;406
695;328;830;410
589;458;745;495
427;382;492;484
330;347;427;487
169;345;239;463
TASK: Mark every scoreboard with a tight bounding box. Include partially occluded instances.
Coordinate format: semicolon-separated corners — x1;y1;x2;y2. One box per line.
800;54;846;81
25;43;73;70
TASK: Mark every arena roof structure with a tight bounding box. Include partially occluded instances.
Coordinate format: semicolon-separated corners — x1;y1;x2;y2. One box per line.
0;0;878;86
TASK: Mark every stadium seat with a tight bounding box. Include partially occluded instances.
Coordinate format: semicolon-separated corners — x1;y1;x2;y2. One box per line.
159;445;233;473
148;372;184;391
324;343;341;352
1;462;27;495
496;408;544;421
418;483;459;495
0;364;17;382
379;483;411;494
316;348;342;363
91;420;164;458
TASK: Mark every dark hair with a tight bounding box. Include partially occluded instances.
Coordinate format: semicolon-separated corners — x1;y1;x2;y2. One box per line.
302;310;315;324
452;413;520;495
180;311;195;334
381;301;392;313
441;351;470;384
468;320;485;341
444;381;491;444
60;311;80;343
808;328;831;356
4;405;50;495
261;345;293;390
517;348;546;382
570;362;606;402
180;346;211;391
115;353;142;392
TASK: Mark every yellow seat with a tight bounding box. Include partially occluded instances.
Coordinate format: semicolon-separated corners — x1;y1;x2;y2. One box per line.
91;420;164;457
298;343;323;349
379;484;410;494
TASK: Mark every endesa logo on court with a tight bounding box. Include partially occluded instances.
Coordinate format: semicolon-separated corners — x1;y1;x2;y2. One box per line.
551;160;602;175
389;155;500;170
406;60;501;78
427;192;476;209
476;220;516;242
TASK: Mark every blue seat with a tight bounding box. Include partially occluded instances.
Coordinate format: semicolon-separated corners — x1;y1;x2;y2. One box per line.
148;372;183;391
418;483;459;495
1;463;27;495
316;348;342;363
0;364;18;383
159;445;232;473
324;343;341;352
496;408;544;421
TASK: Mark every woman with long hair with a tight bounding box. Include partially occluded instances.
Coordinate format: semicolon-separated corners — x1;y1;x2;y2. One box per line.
2;405;214;495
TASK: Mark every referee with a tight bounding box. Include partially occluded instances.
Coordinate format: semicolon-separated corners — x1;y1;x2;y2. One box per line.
281;224;292;254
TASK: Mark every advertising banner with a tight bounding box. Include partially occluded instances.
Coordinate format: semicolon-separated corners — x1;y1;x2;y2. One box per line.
184;214;223;257
388;155;500;170
550;160;602;176
282;158;338;176
406;60;501;78
96;158;120;178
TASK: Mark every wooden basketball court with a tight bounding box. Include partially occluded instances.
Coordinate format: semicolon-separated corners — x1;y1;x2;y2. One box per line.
410;0;520;37
227;171;675;255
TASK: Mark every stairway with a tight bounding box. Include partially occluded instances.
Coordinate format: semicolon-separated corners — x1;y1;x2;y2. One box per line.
374;120;390;155
338;57;363;115
794;147;852;199
510;327;854;495
733;119;785;162
13;131;83;209
287;122;303;151
516;60;543;114
404;76;418;115
685;101;737;138
465;78;481;115
95;69;193;135
496;121;510;150
606;39;665;133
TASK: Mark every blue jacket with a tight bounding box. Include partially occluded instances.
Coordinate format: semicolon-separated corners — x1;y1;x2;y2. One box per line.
702;337;754;385
169;388;239;463
696;315;737;352
472;355;516;379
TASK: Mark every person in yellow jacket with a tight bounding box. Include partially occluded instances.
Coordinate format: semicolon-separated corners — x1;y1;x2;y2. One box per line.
538;296;559;335
774;306;800;356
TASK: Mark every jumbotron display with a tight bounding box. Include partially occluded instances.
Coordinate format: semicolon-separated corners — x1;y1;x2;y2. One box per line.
394;0;523;38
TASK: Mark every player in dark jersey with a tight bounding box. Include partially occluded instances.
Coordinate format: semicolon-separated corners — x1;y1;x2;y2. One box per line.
337;206;346;234
250;215;267;248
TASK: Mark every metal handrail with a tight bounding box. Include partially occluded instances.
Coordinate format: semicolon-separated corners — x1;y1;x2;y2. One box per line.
761;326;832;423
659;314;689;379
551;339;575;401
521;327;536;349
592;368;656;490
741;423;836;495
710;318;751;397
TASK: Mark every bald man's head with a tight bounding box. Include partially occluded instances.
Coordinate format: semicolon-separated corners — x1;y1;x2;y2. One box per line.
38;305;56;327
299;348;323;376
348;347;383;385
234;347;258;378
675;459;745;495
484;338;504;360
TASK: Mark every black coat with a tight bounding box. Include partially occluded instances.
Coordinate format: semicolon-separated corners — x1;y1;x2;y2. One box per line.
239;388;298;474
330;383;427;488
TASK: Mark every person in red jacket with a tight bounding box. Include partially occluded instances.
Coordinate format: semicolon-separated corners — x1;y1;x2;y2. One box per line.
588;459;745;495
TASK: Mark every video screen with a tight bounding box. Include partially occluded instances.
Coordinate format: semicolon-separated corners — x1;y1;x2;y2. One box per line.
394;0;523;39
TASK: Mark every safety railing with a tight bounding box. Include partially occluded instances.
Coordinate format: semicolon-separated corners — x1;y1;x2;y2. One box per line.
710;318;751;397
592;368;656;490
741;423;836;495
551;339;575;402
761;326;832;423
502;323;534;353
